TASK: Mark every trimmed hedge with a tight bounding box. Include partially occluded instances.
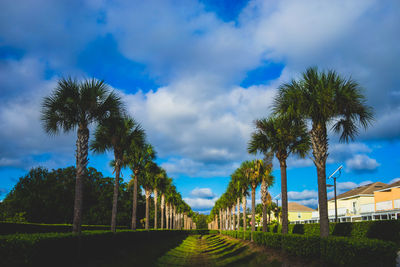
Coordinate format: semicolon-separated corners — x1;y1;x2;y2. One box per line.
221;230;398;266
263;220;400;244
0;229;214;266
0;222;128;235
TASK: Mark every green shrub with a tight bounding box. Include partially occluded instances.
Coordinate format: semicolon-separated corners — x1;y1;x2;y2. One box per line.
321;236;397;266
220;230;398;266
282;234;320;258
253;232;281;249
0;230;193;266
291;224;304;234
0;222;128;235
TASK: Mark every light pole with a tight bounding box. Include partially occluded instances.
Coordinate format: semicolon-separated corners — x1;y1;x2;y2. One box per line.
327;165;343;223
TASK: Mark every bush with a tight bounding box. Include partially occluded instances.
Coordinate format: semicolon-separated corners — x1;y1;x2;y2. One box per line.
321;236;397;266
220;230;398;266
0;230;199;266
253;231;281;249
282;234;320;258
291;220;400;244
0;222;128;235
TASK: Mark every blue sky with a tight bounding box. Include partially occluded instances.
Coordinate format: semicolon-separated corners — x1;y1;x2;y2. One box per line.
0;0;399;213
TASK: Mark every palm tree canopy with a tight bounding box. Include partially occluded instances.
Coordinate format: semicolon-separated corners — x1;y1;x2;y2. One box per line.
248;115;310;161
274;67;374;142
41;77;123;134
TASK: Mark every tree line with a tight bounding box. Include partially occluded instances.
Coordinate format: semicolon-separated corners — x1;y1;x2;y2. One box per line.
1;77;197;233
208;67;374;238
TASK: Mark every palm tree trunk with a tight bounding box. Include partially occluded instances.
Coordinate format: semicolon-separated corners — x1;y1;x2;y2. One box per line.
242;193;247;233
154;189;158;229
131;169;138;230
145;189;150;230
73;125;89;234
165;202;169;229
161;194;165;229
237;198;240;230
219;209;222;233
280;159;289;234
311;123;329;237
261;179;267;232
231;206;236;230
111;156;121;232
251;184;256;241
262;204;267;232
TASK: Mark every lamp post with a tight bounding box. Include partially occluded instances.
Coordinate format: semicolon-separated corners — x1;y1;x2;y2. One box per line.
327;165;343;223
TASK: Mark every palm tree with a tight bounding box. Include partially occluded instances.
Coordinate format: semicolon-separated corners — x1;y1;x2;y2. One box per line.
274;67;374;237
159;177;172;229
247;159;269;241
248;115;309;234
41;78;123;233
128;143;155;230
141;161;159;230
230;162;251;236
91;115;143;232
152;167;166;229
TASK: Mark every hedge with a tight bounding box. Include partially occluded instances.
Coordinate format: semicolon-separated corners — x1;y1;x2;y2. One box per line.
0;222;128;235
262;220;400;244
220;230;398;266
0;229;216;266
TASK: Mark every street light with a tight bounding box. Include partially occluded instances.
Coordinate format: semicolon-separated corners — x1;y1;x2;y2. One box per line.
327;165;343;223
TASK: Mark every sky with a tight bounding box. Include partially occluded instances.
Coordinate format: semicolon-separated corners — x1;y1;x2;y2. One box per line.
0;0;399;214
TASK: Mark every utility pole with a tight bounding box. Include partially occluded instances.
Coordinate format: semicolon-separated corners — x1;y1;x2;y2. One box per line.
327;165;343;223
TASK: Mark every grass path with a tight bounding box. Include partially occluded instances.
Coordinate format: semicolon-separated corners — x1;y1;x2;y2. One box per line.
156;234;282;267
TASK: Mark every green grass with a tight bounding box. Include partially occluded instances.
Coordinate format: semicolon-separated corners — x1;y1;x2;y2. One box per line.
156;234;282;267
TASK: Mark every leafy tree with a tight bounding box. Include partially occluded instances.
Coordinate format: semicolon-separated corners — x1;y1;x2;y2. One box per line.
0;166;145;226
41;78;123;233
249;115;309;234
274;67;373;236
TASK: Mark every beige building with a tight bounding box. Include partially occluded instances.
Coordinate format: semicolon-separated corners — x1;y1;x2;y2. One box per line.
288;202;316;223
325;182;386;222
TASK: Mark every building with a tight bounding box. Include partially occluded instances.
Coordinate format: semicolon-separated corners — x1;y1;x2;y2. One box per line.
325;182;387;222
372;180;400;220
288;202;316;224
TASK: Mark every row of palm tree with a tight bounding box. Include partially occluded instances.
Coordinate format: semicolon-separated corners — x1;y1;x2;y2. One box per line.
209;67;373;238
208;159;274;241
249;67;374;237
41;78;195;233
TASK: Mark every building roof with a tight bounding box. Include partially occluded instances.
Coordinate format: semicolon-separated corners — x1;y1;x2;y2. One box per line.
288;202;316;212
380;180;400;191
329;182;387;201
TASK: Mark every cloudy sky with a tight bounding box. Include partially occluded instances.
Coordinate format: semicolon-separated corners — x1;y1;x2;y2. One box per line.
0;0;399;213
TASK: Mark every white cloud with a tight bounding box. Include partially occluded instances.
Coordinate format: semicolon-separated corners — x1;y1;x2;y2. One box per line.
190;187;216;199
389;178;400;184
346;154;380;172
183;197;218;211
287;190;318;200
0;0;399;182
296;199;318;209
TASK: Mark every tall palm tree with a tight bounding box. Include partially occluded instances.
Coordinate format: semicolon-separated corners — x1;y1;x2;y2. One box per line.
248;115;310;234
247;159;269;241
274;67;373;237
91;115;143;232
152;168;167;229
41;78;123;233
159;177;172;229
128;143;154;230
140;161;159;230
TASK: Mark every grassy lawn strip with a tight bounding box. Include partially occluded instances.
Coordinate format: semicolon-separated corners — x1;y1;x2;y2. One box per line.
157;234;282;266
